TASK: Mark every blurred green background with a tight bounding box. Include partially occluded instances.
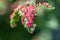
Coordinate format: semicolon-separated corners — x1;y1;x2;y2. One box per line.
0;0;60;40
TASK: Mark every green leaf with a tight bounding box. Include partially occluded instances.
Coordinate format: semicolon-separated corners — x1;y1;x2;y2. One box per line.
33;23;37;27
18;10;23;16
27;27;35;34
24;18;28;28
13;10;19;22
10;10;20;28
10;19;16;28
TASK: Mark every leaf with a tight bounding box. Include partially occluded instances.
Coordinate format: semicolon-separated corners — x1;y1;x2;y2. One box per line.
18;10;23;16
27;27;35;34
33;23;37;27
24;18;28;28
10;19;16;28
13;10;19;22
10;10;19;28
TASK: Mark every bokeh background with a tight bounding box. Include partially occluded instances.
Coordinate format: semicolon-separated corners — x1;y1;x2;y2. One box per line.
0;0;60;40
